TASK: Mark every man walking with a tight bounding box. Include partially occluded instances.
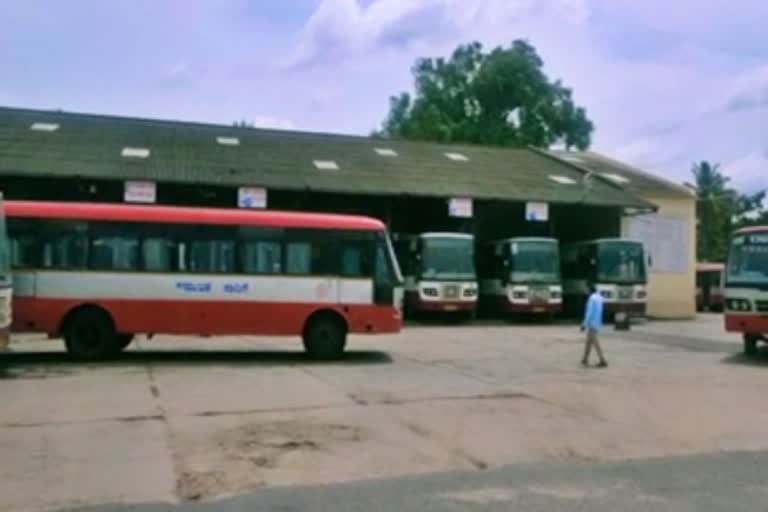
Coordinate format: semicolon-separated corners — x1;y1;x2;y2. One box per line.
581;283;608;368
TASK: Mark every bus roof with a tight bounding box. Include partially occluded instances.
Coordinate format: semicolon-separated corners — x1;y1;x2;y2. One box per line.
735;225;768;235
5;201;386;231
501;237;558;243
420;232;473;239
565;238;642;246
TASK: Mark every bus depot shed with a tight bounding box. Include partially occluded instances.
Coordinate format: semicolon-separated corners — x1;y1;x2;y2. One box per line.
549;150;697;319
0;106;694;318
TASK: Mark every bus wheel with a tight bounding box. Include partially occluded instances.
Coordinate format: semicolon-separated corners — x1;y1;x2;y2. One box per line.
63;308;119;361
117;334;134;351
744;334;760;357
303;313;347;360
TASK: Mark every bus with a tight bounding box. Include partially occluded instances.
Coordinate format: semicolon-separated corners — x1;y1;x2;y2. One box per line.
562;238;648;320
0;193;11;351
724;226;768;356
478;238;562;317
696;262;725;312
393;233;477;318
6;201;403;360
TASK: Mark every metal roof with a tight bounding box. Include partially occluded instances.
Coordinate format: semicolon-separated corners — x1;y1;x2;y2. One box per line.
0;106;653;208
547;150;695;200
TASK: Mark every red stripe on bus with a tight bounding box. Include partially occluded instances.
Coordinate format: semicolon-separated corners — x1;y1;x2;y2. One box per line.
724;313;768;334
12;297;401;336
5;201;385;231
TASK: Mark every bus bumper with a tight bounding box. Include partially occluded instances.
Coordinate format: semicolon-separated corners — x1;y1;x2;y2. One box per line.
725;313;768;335
406;294;476;313
605;302;646;316
506;303;561;314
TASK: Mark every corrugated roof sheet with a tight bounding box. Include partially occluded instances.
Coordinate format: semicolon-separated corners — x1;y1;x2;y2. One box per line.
548;150;695;200
0;106;654;208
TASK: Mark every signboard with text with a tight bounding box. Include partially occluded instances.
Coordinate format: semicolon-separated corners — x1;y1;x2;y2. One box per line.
448;197;473;218
525;202;549;222
124;180;156;203
238;186;267;209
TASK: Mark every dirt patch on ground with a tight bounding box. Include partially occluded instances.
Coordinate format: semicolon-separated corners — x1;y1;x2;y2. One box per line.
175;420;365;501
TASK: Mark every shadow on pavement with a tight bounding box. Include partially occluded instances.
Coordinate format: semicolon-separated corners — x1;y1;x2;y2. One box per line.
720;350;768;367
0;349;393;373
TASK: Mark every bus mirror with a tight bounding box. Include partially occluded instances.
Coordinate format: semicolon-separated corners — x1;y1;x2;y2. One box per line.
647;255;653;268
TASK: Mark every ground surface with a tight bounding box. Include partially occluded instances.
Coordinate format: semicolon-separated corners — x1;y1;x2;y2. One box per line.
1;314;766;511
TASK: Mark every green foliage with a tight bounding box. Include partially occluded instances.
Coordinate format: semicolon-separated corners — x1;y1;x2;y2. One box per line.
379;40;593;149
693;160;766;262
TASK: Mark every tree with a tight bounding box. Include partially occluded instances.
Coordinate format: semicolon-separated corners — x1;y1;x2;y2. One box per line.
693;161;766;262
378;40;594;149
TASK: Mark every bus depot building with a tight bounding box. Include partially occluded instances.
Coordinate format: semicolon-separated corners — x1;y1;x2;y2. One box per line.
0;106;696;318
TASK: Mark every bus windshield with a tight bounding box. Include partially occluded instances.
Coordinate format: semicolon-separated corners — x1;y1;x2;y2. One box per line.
510;240;560;283
727;232;768;285
597;241;646;283
420;236;475;280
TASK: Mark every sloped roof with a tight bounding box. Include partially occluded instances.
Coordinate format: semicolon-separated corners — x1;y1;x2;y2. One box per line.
548;150;695;200
0;106;653;208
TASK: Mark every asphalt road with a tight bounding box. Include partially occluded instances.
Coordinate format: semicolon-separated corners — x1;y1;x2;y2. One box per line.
69;449;768;511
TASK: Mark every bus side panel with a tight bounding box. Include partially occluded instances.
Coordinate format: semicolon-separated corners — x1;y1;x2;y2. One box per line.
13;272;401;336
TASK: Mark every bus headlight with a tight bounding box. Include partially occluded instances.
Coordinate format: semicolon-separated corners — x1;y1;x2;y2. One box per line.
422;287;439;297
463;288;477;298
551;291;562;299
726;298;752;312
637;290;647;299
512;291;527;299
600;290;613;299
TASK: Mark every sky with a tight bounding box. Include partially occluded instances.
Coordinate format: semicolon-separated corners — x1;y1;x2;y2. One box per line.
1;0;766;193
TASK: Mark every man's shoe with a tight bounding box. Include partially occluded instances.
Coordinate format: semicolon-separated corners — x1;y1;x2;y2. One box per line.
581;359;589;367
596;360;608;368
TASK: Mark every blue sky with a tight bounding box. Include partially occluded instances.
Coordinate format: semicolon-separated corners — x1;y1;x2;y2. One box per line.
2;0;766;192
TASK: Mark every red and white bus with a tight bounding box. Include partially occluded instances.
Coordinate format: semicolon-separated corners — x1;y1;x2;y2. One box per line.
478;238;562;317
393;233;477;318
724;226;768;356
0;193;11;351
6;201;403;360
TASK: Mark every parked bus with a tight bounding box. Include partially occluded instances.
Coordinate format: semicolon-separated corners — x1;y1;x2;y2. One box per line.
6;201;403;360
724;226;768;356
696;262;725;312
393;233;477;317
562;239;648;320
478;238;562;316
0;193;11;351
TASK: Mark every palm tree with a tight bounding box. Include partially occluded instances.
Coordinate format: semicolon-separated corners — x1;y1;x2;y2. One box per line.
692;161;733;262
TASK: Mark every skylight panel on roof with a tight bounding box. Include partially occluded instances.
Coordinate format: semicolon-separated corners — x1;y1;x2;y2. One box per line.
217;136;240;146
560;154;583;163
601;172;630;184
445;152;469;161
30;122;59;132
313;160;339;170
548;175;577;185
121;147;150;159
374;148;398;157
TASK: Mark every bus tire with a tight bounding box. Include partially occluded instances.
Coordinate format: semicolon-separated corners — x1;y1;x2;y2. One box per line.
303;312;347;360
744;334;759;357
117;334;134;350
63;307;120;361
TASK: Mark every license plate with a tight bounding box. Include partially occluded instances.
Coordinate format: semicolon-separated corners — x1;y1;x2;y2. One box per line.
444;305;458;311
533;307;545;313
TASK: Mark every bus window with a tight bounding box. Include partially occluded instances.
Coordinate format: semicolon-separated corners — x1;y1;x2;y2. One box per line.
8;219;41;267
143;238;178;272
90;236;139;271
340;242;373;277
286;242;311;274
240;241;282;274
40;221;88;269
188;240;235;273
